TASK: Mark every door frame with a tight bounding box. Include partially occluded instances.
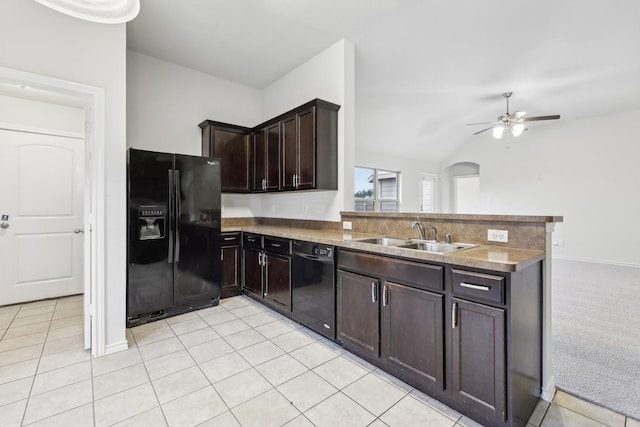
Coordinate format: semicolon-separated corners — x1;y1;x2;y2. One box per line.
0;66;106;357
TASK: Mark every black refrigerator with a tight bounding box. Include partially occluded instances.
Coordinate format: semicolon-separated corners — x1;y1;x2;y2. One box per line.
127;148;221;327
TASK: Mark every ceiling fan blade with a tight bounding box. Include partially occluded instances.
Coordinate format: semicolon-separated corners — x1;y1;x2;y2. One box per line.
523;115;561;122
509;111;526;120
466;121;496;126
473;126;494;135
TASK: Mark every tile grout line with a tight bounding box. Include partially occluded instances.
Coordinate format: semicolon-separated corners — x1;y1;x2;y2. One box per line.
127;323;171;427
18;298;54;427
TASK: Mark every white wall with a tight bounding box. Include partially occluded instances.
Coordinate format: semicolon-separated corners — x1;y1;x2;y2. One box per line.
126;51;265;218
127;51;263;154
0;0;127;349
260;39;356;222
355;148;440;213
443;110;640;266
126;45;356;221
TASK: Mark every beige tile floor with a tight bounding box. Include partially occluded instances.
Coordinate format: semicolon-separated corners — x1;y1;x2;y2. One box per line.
0;294;637;427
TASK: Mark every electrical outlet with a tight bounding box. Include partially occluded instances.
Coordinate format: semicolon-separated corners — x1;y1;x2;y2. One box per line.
343;221;352;230
488;229;508;243
271;204;276;213
315;204;324;214
303;204;308;214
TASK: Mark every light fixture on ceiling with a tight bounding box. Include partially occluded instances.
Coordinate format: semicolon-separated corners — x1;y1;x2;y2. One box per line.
467;92;561;139
33;0;140;24
492;120;526;140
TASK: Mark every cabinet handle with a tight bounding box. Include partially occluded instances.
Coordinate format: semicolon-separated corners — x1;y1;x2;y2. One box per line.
293;174;298;188
382;285;388;306
270;243;281;247
221;251;224;261
452;302;458;329
460;282;490;291
371;282;377;303
258;252;263;266
223;236;235;241
262;178;266;190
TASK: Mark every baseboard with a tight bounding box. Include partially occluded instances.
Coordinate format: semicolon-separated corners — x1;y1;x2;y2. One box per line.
552;255;640;268
104;340;129;355
541;375;557;402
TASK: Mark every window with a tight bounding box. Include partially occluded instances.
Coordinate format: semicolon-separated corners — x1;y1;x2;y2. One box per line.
354;167;400;212
419;173;438;213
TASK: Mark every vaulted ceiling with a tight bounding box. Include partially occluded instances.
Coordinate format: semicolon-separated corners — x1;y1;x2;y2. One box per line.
127;0;640;163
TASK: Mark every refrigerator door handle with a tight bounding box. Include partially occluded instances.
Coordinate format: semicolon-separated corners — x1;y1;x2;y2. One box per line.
168;169;174;263
174;169;181;263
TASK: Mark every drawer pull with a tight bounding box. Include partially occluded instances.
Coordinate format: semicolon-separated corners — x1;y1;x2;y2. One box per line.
270;243;282;247
452;302;458;328
460;282;490;291
223;237;236;241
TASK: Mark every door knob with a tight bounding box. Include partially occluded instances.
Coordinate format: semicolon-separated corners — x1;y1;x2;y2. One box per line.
74;228;84;234
0;222;9;229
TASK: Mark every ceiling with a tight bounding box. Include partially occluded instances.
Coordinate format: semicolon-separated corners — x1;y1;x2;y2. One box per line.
127;0;640;164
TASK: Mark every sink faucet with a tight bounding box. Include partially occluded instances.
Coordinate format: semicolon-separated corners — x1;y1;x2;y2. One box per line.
429;225;438;241
411;217;426;240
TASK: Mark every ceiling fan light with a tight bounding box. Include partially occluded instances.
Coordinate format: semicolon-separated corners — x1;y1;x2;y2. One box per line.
492;126;505;139
511;123;525;137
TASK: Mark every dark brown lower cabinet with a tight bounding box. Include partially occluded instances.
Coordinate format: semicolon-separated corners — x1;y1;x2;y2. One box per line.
243;247;262;297
241;233;291;314
221;232;242;298
381;282;444;392
451;298;506;425
336;270;380;357
263;253;291;311
336;249;542;427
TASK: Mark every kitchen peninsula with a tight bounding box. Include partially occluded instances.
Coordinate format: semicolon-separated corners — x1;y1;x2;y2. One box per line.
223;212;562;427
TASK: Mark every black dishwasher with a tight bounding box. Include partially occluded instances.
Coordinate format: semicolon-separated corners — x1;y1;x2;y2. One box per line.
291;240;336;340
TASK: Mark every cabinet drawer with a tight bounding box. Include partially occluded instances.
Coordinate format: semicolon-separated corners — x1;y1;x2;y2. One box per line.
338;250;443;292
221;232;240;246
264;236;291;255
243;232;263;250
452;269;505;304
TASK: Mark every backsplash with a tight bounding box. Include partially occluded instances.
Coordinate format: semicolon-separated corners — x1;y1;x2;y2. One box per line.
340;212;563;251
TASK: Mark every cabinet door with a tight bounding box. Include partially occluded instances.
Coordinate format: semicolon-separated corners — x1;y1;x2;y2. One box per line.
451;298;506;424
296;107;315;189
265;122;281;191
336;270;379;357
221;245;240;297
243;248;262;297
381;282;444;392
252;130;266;192
281;115;297;191
212;128;251;193
264;253;291;311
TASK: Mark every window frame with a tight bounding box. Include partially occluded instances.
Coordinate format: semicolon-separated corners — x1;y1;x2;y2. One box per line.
354;166;401;212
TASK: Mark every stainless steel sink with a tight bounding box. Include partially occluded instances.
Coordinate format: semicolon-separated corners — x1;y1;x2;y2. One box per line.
352;237;413;246
351;236;475;253
398;241;476;253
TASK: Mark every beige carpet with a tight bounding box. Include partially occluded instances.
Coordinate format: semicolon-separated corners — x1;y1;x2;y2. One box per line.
552;258;640;419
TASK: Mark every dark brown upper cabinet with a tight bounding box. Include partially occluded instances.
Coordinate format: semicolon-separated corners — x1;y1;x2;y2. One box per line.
200;99;339;194
253;123;281;192
199;121;252;193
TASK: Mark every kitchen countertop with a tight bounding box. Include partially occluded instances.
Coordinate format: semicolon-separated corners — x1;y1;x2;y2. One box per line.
223;225;545;272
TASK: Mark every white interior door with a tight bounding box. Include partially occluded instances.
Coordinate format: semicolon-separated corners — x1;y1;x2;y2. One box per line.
0;128;84;305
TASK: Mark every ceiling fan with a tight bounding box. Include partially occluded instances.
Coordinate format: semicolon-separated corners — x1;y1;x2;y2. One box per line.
467;92;560;139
